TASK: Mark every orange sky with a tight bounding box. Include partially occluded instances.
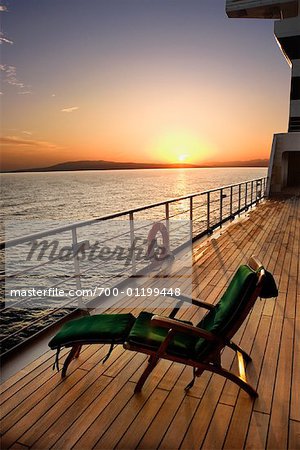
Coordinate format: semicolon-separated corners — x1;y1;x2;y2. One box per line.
0;1;291;170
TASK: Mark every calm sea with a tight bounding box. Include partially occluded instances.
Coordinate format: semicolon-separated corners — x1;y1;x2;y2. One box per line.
1;167;267;228
0;167;267;354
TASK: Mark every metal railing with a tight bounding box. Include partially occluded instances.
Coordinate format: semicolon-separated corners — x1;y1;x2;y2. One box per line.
0;176;267;356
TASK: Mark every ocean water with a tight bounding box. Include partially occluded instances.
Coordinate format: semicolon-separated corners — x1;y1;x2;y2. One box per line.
0;167;267;354
1;167;267;227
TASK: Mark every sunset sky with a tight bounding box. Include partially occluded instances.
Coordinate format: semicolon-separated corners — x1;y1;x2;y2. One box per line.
0;0;291;170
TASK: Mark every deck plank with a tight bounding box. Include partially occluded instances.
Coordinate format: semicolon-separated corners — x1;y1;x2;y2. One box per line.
291;298;300;422
244;411;270;450
289;419;300;450
266;317;294;450
136;368;196;450
201;403;233;450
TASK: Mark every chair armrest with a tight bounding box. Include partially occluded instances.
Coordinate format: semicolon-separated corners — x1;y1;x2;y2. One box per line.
190;298;215;310
151;315;220;343
248;256;263;272
166;293;215;310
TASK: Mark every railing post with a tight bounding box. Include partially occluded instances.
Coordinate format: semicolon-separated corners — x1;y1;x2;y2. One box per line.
238;184;241;216
190;197;193;241
245;182;248;210
255;180;258;203
207;192;211;233
165;202;170;235
257;180;262;202
251;180;253;207
230;186;233;218
220;188;223;228
129;212;136;276
72;228;84;309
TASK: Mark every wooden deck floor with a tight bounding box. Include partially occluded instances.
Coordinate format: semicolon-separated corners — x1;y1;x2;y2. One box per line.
1;196;299;450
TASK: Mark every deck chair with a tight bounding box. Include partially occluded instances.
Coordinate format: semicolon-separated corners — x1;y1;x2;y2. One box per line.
49;256;278;398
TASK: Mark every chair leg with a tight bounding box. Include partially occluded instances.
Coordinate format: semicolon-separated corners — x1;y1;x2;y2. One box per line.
228;341;252;363
210;364;258;398
134;355;158;393
61;345;81;378
74;345;82;358
185;367;205;391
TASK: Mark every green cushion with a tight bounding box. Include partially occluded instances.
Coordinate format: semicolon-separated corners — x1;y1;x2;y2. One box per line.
127;311;197;358
48;313;136;349
194;265;257;358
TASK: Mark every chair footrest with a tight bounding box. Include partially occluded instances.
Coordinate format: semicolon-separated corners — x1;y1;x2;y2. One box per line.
48;313;136;349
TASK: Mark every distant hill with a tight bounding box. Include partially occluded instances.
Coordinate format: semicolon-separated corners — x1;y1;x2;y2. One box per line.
3;158;269;173
205;159;269;168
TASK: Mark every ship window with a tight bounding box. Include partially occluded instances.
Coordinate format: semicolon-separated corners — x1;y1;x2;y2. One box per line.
291;77;300;100
287;152;300;187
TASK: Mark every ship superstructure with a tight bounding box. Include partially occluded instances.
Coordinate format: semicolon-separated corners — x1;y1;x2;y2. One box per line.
226;0;300;195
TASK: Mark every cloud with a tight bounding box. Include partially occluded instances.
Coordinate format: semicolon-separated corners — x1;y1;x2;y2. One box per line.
0;65;24;87
0;5;8;11
0;136;61;149
0;64;32;93
0;32;13;45
22;131;33;136
61;106;79;113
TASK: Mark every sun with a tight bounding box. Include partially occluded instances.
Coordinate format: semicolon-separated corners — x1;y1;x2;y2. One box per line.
151;131;214;164
178;154;188;162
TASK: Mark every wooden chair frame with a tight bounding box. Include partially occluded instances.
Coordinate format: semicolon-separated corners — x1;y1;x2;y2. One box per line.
124;257;265;397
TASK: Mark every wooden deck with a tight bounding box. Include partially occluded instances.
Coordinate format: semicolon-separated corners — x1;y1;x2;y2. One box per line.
1;196;299;450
